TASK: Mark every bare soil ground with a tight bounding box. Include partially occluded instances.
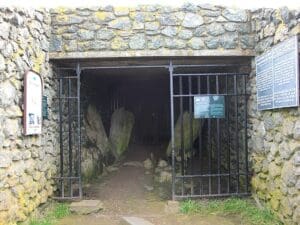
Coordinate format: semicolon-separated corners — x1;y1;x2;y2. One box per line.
57;145;243;225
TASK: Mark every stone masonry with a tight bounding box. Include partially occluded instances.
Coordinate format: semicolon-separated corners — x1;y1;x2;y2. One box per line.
249;8;300;225
0;3;299;225
0;8;59;225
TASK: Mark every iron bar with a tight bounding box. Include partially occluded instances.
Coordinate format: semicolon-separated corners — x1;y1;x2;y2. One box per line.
173;73;248;77
58;76;64;198
244;75;249;193
197;76;203;195
57;63;249;71
169;61;176;201
179;75;184;196
216;75;221;194
175;172;250;178
207;76;212;195
174;192;250;199
188;75;194;195
173;94;250;97
234;75;239;193
226;75;231;194
68;78;73;197
76;63;83;199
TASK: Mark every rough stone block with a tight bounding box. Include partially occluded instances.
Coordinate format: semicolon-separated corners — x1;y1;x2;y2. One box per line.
121;217;154;225
70;200;103;215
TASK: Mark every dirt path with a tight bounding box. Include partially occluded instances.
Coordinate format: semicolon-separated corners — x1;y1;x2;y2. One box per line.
57;145;242;225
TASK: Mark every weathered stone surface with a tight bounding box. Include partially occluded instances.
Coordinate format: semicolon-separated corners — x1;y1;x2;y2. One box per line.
0;152;12;168
222;8;248;22
205;37;219;49
70;200;103;215
84;104;109;155
207;23;225;36
178;29;193;40
77;30;94;40
109;108;134;159
145;22;160;31
182;13;204;28
129;34;146;49
49;35;62;52
0;22;10;39
122;216;154;225
143;158;153;170
164;38;186;49
166;112;201;158
161;26;178;37
0;80;17;107
148;36;164;49
108;17;131;30
188;37;205;49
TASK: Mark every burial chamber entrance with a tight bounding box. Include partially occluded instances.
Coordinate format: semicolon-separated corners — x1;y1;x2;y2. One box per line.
52;57;252;200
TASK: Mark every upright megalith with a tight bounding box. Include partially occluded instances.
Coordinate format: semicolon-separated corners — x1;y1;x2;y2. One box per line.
109;108;135;159
83;104;110;179
84;104;110;155
166;111;202;159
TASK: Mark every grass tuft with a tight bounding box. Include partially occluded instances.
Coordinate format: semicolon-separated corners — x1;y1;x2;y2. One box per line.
27;203;70;225
180;198;282;225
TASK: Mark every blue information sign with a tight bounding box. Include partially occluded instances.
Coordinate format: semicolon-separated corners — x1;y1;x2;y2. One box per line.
194;95;225;119
256;35;299;110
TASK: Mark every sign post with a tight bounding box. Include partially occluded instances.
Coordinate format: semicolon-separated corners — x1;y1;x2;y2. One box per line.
24;70;43;135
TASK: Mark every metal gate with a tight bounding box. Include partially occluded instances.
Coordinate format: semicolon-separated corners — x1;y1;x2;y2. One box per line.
53;60;250;200
169;61;251;199
54;63;82;200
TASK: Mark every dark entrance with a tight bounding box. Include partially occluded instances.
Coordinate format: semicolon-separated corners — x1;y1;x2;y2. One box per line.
53;58;251;200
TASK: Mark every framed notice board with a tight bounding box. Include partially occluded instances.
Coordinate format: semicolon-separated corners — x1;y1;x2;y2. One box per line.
256;35;299;110
194;95;225;119
24;70;43;135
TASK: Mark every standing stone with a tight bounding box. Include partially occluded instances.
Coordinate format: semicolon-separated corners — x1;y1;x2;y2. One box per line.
84;104;109;155
109;108;134;159
166;111;202;158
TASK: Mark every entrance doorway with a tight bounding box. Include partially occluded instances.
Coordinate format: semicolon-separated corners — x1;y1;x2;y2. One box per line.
53;57;251;200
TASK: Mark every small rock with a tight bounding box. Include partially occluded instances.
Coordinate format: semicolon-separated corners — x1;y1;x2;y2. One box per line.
107;166;119;173
144;185;154;191
158;159;168;168
70;200;103;215
143;158;153;170
123;161;144;168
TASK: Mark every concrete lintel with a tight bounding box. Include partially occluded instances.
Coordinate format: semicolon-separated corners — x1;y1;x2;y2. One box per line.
49;49;255;60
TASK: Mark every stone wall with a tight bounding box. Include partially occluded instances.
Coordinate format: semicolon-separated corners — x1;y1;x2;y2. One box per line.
248;8;300;224
0;8;59;224
49;4;255;57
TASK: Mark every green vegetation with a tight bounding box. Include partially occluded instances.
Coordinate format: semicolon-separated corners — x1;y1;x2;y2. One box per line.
180;198;282;225
28;203;70;225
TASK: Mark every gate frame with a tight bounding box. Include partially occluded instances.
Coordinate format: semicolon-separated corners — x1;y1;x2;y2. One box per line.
54;60;251;200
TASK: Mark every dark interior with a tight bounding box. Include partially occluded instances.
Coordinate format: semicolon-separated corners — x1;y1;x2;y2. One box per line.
81;67;171;150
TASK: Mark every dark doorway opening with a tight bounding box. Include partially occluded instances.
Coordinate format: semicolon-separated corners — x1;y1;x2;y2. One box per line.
53;57;252;200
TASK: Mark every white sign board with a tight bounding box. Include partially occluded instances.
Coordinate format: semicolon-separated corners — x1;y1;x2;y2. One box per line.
256;35;299;110
24;71;43;135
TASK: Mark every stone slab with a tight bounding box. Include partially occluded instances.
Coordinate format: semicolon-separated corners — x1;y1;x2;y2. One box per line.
70;200;103;215
121;217;154;225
